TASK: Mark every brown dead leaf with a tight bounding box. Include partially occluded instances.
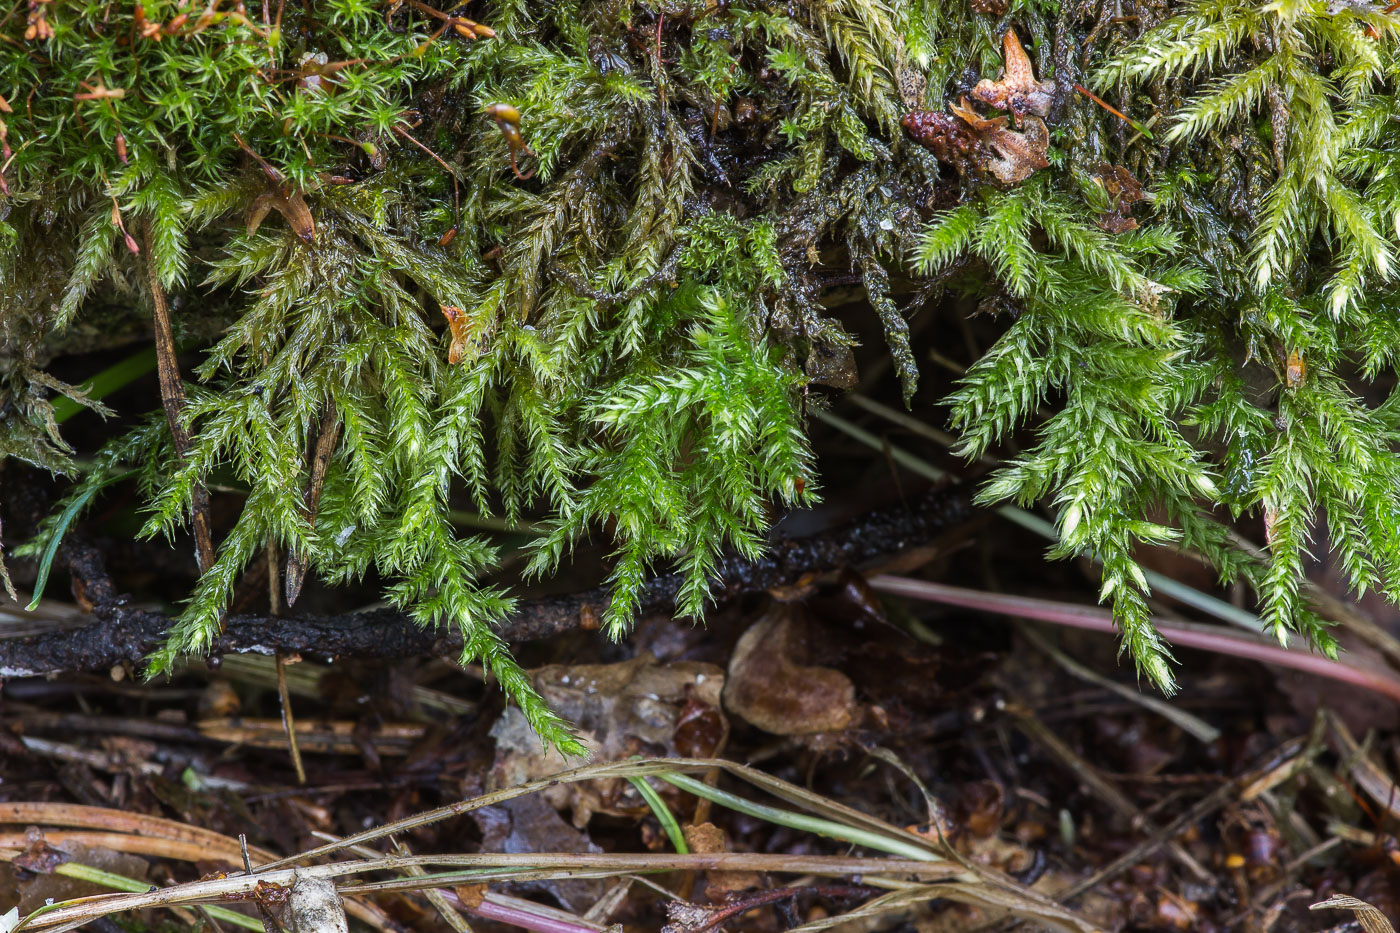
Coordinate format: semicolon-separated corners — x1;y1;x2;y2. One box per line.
1285;348;1306;387
972;30;1055;118
950;98;1049;185
723;601;858;736
440;304;492;365
14;829;69;874
472;795;603;912
248;180;316;243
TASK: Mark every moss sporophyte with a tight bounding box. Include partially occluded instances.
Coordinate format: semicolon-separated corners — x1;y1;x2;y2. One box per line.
5;0;1400;748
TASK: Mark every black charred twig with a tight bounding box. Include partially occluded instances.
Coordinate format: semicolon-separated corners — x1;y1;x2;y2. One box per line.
142;219;216;576
0;486;972;676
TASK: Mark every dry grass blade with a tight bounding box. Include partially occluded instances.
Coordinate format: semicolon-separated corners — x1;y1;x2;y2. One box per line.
1018;624;1221;743
0;802;280;865
0;832;235;863
251;758;714;870
3;758;1101;933
784;882;1099;933
0;804;394;933
1311;895;1397;933
11;854;958;933
141;218;214;574
1326;712;1400;822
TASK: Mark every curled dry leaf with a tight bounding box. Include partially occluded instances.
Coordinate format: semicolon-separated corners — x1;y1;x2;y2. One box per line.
972;31;1055;118
904;98;1049;186
950;99;1049;185
248;179;316;243
441;304;492;365
723;600;858;736
1285;349;1306;387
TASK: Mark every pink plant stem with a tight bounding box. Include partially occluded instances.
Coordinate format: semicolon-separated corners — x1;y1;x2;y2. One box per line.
869;574;1400;704
440;889;601;933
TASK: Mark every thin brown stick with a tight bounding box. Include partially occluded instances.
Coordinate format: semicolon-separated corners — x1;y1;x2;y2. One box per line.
286;399;340;608
275;654;307;783
142;219;215;575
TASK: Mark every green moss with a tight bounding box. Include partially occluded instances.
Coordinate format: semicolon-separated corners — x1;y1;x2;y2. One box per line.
6;0;1400;744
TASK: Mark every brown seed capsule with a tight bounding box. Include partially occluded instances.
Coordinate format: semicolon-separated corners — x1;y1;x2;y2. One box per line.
442;304;467;365
1285;349;1306;387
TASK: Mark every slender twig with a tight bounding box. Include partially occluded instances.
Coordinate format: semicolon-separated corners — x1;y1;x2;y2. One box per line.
285;399;339;607
141;219;215;575
1017;624;1220;743
275;653;307;784
0;486;972;675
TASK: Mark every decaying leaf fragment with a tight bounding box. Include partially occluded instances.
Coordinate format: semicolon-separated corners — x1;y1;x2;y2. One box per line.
950;98;1050;185
489;655;727;825
1092;163;1146;233
723;600;858;735
903;98;1049;185
972;30;1055;118
248;179;316;243
1285;348;1307;387
441;304;492;365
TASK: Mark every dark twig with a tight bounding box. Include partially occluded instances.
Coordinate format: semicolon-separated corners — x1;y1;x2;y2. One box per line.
141;219;215;575
0;487;972;675
285;399;340;608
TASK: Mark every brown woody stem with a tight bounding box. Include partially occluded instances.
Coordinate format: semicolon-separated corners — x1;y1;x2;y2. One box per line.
141;218;216;577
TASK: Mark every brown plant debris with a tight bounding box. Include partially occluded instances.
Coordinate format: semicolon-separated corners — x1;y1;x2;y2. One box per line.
1092;163;1146;233
247;179;317;243
723;600;858;736
972;30;1056;119
902;96;1049;186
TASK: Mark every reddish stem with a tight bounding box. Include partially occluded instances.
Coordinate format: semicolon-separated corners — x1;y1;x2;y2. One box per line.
869;575;1400;704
